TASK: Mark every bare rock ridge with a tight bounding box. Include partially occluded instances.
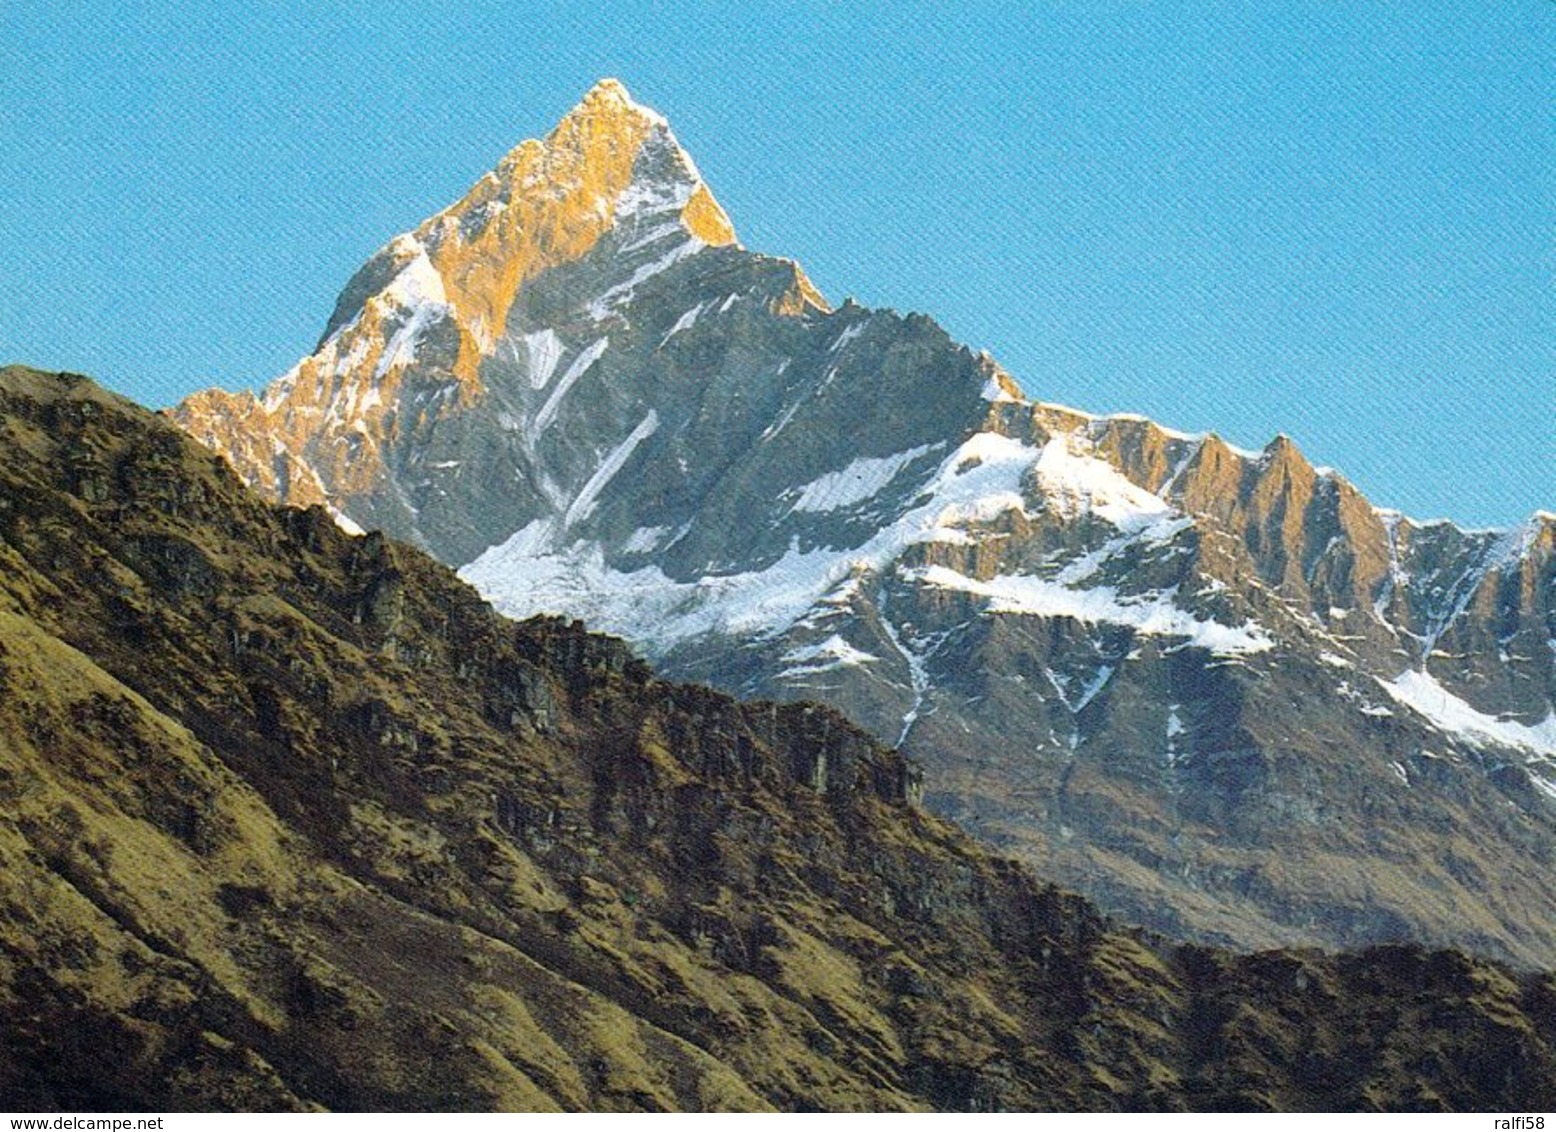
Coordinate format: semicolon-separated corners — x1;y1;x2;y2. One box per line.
8;364;1556;1111
174;80;1556;967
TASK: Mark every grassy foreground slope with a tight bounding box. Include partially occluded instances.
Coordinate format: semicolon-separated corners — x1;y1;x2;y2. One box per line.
1;365;1554;1111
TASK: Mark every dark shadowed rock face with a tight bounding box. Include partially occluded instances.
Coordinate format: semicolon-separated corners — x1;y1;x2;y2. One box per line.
8;365;1556;1112
173;81;1556;968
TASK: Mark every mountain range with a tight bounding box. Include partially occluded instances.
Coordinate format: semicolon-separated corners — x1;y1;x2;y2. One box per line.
6;363;1556;1111
174;79;1556;968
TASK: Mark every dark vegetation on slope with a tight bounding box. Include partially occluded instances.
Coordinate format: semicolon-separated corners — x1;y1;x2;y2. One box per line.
3;366;1555;1112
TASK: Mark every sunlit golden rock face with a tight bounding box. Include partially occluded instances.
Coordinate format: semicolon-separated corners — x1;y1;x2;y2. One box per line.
770;265;829;317
175;78;737;519
414;77;737;359
682;181;738;247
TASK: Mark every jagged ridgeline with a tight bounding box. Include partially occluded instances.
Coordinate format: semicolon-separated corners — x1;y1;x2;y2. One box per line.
4;367;1556;1111
175;80;1556;967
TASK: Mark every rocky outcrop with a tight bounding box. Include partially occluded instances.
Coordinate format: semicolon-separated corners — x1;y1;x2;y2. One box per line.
11;364;1556;1111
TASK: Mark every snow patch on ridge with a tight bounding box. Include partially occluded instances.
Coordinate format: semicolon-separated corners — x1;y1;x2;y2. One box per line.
373;244;453;380
1380;669;1556;757
788;444;943;513
1032;437;1177;532
914;566;1271;656
778;635;879;678
327;505;366;537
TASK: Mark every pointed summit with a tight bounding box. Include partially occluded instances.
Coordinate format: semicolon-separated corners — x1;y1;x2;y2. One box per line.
311;79;736;357
527;78;736;251
569;76;666;124
177;79;740;515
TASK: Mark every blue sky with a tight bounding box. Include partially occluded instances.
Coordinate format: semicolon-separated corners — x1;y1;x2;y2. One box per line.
2;2;1550;526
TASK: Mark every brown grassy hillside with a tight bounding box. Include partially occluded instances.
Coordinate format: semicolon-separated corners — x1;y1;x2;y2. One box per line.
2;366;1553;1111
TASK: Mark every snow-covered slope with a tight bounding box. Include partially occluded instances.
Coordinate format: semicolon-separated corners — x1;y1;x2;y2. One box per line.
462;429;1268;661
177;80;1556;967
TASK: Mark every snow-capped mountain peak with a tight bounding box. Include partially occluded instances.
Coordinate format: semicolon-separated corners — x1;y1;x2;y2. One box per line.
178;79;739;520
175;80;1556;969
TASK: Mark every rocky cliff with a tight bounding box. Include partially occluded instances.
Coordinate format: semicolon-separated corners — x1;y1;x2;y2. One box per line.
173;80;1556;968
9;364;1556;1110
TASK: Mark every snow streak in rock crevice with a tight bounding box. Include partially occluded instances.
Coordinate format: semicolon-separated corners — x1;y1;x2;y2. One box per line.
876;585;932;749
565;411;659;529
519;329;564;389
533;337;609;436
